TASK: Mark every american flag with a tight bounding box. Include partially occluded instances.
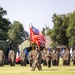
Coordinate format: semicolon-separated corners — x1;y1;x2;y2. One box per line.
30;26;46;46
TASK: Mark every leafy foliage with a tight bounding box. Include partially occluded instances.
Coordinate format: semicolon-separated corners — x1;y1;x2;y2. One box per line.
47;12;75;48
67;11;75;46
52;14;69;46
41;28;46;35
0;6;29;51
0;6;11;40
8;21;25;50
42;13;72;48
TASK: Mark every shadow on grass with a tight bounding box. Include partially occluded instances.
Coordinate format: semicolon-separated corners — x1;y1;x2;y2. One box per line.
42;69;59;71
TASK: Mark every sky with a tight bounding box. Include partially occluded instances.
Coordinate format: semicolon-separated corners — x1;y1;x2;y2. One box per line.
0;0;75;32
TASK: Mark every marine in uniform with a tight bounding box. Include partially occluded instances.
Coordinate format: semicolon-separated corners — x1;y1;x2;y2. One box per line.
72;49;75;65
45;50;51;68
0;50;5;66
31;49;42;71
20;50;27;66
8;50;15;66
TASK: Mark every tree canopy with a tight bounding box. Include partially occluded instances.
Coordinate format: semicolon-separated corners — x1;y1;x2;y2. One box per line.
67;11;75;47
1;5;75;49
0;6;29;50
42;11;75;48
0;6;11;40
8;21;29;50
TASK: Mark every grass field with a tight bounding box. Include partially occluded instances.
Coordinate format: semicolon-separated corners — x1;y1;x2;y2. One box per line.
0;59;75;75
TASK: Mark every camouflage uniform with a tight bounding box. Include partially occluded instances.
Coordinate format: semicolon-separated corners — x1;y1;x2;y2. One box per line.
8;50;15;66
42;49;47;66
67;50;71;66
32;50;42;71
20;50;27;66
53;50;59;66
62;50;70;66
28;51;33;67
38;50;42;70
72;50;75;65
51;49;55;66
0;50;5;66
45;50;51;68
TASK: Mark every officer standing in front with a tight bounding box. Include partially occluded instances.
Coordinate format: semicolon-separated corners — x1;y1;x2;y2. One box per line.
31;49;42;71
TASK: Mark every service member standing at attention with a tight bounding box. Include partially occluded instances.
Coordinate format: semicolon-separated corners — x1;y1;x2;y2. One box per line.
42;48;47;66
53;50;60;66
45;49;52;68
51;49;56;66
66;49;71;66
0;50;5;66
28;50;34;67
8;50;15;66
62;48;70;66
20;50;27;66
72;49;75;65
62;49;66;65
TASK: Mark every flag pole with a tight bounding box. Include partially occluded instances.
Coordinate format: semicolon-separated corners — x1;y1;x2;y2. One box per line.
31;23;32;26
38;45;40;50
30;23;34;50
29;23;33;51
32;43;34;50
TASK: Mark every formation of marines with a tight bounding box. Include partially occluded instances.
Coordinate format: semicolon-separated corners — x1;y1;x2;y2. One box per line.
0;47;75;71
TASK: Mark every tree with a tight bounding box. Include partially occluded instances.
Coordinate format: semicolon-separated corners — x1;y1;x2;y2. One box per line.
41;26;50;35
8;21;25;50
0;6;11;40
41;28;46;35
50;13;69;47
67;11;75;47
42;11;75;48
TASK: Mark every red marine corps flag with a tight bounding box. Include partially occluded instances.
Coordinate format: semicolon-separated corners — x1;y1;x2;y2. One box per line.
30;26;46;47
30;27;38;43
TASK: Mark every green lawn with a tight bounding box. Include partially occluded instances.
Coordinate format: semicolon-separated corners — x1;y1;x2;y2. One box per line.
0;60;75;75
